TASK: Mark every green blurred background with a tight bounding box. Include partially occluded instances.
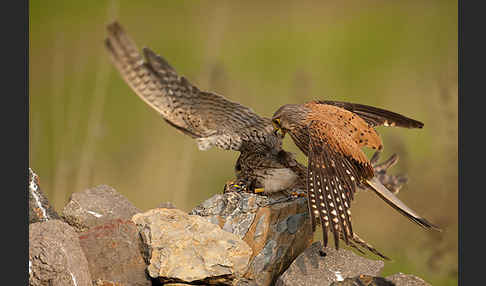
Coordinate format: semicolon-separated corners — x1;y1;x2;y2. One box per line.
30;1;457;285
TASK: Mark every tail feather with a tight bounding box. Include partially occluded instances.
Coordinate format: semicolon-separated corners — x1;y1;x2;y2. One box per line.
366;177;442;232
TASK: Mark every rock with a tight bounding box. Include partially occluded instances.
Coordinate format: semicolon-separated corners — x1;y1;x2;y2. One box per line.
29;168;60;223
233;277;259;286
385;273;431;286
330;275;395;286
62;185;141;232
29;220;92;286
78;219;151;286
190;191;313;286
92;280;126;286
132;208;253;285
275;242;384;286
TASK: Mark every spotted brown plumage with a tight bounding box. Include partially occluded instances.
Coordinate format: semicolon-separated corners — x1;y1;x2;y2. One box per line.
272;101;441;250
105;21;437;259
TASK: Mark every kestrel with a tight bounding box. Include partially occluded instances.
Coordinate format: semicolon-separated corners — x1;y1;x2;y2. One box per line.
105;21;440;258
272;102;441;249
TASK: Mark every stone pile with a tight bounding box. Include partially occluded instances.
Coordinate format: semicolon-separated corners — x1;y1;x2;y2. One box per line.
28;167;432;286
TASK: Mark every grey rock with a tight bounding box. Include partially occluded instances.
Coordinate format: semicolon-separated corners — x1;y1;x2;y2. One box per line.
78;219;151;286
330;275;395;286
132;208;253;285
29;168;60;223
29;220;92;286
275;242;384;286
62;185;141;232
385;273;431;286
191;191;314;286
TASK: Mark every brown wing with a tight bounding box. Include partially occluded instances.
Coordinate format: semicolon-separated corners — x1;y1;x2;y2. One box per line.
306;103;383;152
307;120;374;249
105;21;278;152
317;100;424;128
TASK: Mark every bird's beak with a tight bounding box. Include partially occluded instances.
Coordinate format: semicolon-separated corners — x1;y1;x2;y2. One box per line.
273;126;286;138
272;119;285;138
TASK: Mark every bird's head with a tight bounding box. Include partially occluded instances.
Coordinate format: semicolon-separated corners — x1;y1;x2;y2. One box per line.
271;104;308;137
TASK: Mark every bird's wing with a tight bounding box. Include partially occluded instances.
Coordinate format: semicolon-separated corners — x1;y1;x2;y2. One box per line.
306;120;374;249
105;21;276;152
316;100;424;128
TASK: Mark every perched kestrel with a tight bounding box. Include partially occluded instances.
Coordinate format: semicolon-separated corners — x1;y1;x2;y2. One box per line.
105;21;440;259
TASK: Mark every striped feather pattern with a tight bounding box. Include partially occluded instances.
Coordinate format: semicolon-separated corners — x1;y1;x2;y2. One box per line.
105;21;279;153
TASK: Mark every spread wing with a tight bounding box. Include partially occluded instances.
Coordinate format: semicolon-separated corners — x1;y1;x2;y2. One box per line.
306;120;374;250
317;100;424;128
105;21;278;152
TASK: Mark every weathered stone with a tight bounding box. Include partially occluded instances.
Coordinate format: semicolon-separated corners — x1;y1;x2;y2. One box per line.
132;208;253;285
233;277;258;286
330;274;395;286
92;280;126;286
62;184;141;232
29;168;60;223
78;219;151;286
29;220;92;286
385;273;431;286
191;191;313;286
275;242;384;286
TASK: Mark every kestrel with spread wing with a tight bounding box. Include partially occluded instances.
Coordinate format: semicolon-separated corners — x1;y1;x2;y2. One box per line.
272;102;441;250
104;21;440;259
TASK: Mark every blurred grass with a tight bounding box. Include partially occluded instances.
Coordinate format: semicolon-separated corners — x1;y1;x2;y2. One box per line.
30;1;457;285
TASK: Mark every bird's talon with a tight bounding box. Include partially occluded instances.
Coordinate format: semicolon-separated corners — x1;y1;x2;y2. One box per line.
223;180;248;193
254;188;265;193
290;191;306;198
